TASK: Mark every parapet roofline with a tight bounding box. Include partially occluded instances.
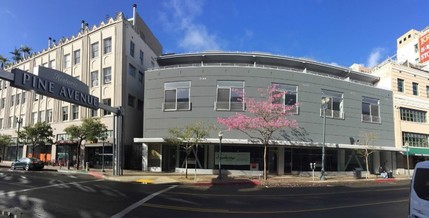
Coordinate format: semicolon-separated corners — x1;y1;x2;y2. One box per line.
157;52;379;84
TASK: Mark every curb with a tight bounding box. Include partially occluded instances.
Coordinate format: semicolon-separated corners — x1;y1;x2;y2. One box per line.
191;179;262;186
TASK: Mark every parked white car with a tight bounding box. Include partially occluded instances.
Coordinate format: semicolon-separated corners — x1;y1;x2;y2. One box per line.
409;161;429;218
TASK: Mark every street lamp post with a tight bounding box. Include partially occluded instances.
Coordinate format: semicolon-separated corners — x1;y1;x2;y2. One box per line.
15;117;23;161
218;131;223;180
320;97;330;181
405;142;410;178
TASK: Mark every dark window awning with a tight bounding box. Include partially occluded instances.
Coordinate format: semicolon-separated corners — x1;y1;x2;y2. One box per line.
403;147;429;156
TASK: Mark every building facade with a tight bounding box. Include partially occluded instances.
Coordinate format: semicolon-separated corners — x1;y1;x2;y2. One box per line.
136;52;399;175
0;6;161;169
372;59;429;172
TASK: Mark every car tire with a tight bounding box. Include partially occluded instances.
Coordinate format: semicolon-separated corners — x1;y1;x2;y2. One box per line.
25;164;30;171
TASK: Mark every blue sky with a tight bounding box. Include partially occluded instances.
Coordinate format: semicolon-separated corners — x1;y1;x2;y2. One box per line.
1;0;428;68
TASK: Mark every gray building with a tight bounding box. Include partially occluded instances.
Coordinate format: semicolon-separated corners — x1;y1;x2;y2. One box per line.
136;52;399;176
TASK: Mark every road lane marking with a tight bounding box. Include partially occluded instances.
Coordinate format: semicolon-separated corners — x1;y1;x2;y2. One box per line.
0;179;104;196
142;198;408;214
111;185;177;218
168;187;409;197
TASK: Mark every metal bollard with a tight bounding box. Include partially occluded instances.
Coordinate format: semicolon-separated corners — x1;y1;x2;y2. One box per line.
86;162;89;171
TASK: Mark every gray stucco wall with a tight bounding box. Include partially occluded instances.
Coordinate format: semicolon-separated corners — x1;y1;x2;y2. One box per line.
144;66;395;148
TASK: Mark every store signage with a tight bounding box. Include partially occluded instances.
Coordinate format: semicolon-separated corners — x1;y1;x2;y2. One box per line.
10;67;99;109
419;31;429;64
215;152;250;165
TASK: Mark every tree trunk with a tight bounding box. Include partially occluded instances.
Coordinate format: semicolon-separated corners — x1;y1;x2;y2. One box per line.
263;144;267;180
76;141;81;170
365;156;369;179
185;154;188;179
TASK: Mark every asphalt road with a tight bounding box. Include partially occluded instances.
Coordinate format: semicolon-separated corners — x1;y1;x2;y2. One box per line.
0;168;410;218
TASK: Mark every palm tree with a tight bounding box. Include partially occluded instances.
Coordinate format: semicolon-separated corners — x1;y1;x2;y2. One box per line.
20;45;32;58
10;48;22;62
0;55;8;69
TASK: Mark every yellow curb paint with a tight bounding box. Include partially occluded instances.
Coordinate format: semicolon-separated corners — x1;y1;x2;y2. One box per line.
136;179;153;184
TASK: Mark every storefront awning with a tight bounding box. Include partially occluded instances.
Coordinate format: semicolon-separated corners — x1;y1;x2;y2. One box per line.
403;147;429;156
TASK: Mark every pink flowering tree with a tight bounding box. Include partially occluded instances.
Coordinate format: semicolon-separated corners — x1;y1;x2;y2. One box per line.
217;85;297;180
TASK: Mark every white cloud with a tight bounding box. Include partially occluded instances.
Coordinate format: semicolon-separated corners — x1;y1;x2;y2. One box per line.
2;9;16;18
160;0;221;52
367;48;385;68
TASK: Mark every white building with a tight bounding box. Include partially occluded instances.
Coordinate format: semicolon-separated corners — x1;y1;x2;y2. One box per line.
0;5;161;169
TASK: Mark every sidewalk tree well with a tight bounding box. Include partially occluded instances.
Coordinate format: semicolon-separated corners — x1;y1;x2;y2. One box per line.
166;121;212;179
217;85;298;180
18;122;53;159
64;118;107;170
0;134;12;161
355;131;379;179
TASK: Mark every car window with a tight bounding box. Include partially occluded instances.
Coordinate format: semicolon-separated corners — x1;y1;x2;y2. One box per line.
414;168;429;201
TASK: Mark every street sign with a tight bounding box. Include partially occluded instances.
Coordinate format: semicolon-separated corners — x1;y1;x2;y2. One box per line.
10;67;99;109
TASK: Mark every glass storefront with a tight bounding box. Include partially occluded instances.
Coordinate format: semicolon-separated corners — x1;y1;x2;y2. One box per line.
56;144;77;166
86;146;113;169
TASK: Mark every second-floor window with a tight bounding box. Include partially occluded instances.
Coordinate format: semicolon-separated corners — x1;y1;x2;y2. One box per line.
163;81;191;111
362;97;380;123
72;105;79;120
62;106;69;121
47;109;53;123
216;81;244;111
400;107;426;123
321;89;343;119
273;83;298;114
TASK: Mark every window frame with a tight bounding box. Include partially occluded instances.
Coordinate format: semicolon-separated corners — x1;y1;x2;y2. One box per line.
397;78;404;92
91;42;99;59
215;81;245;111
74;50;81;65
103;67;112;84
321;89;344;119
72;105;79;120
413;82;419;96
272;83;298;114
91;71;99;87
163;81;191;111
361;96;381;123
62;106;69;121
103;37;112;54
64;53;71;68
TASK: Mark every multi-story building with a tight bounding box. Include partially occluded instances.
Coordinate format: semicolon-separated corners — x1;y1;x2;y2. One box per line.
396;27;429;71
372;59;429;173
0;5;161;169
136;52;399;175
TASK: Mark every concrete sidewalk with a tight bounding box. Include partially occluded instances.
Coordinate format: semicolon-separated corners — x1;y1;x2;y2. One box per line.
0;161;411;186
